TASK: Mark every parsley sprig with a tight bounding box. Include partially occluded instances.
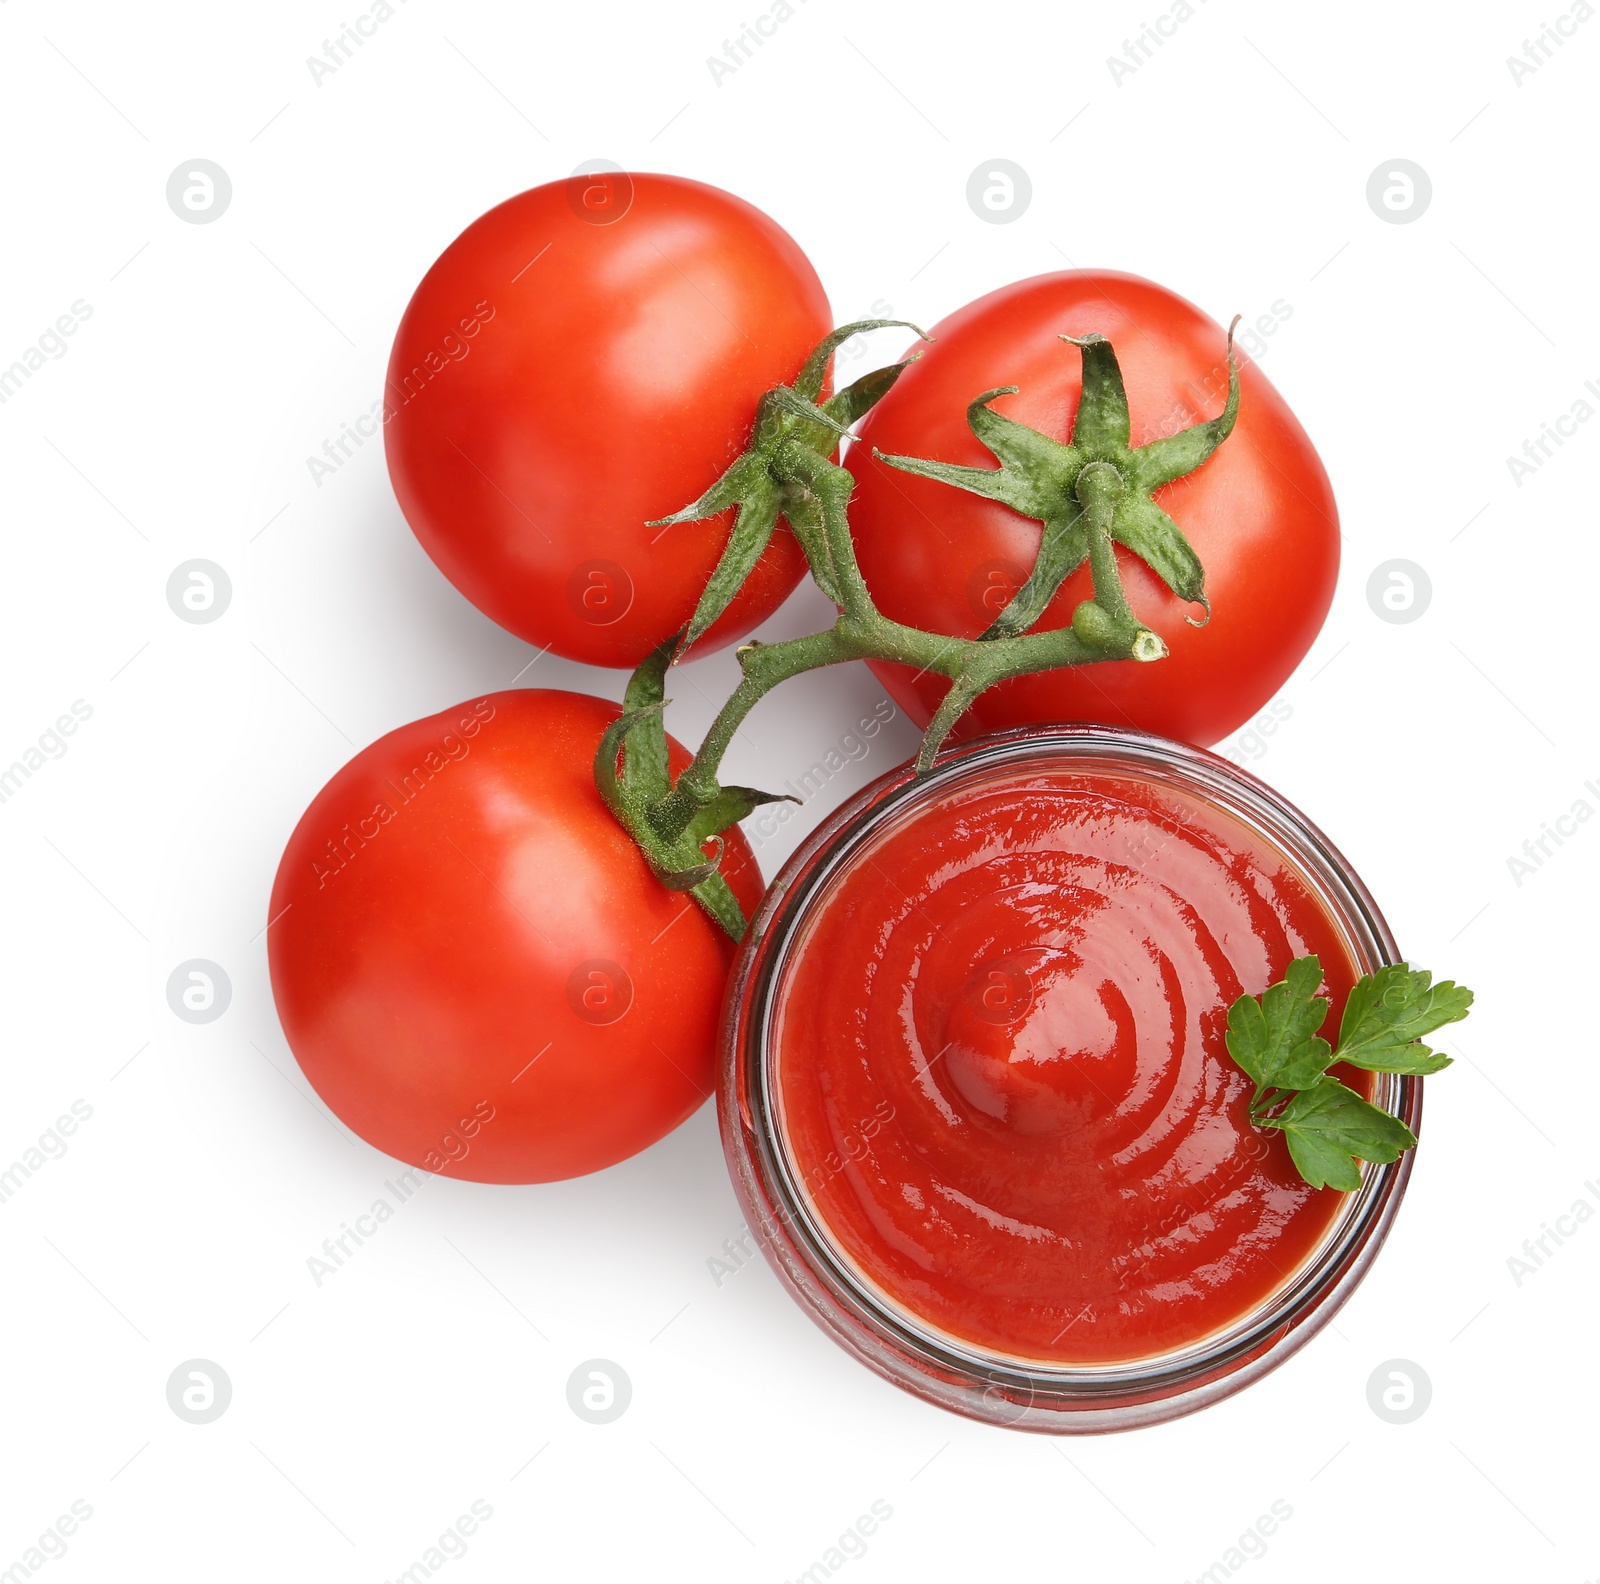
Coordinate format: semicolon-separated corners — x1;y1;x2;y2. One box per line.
1225;958;1473;1191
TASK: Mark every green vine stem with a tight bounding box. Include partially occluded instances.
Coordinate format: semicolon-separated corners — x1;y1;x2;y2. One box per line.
595;318;1241;940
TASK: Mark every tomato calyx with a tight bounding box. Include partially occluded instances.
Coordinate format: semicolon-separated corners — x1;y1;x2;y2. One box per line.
593;640;786;940
648;318;930;657
599;320;1242;942
874;320;1240;638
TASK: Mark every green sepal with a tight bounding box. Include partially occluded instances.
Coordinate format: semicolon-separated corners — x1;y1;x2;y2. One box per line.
619;639;673;794
765;385;859;444
776;490;841;605
685;784;798;846
646;452;766;530
1112;493;1209;617
657;850;751;942
875;388;1069;520
647;323;929;656
793;319;929;403
874;323;1239;641
966;388;1079;485
595;702;669;821
651;835;724;891
593;645;750;940
1061;333;1130;454
685;870;750;940
1125;317;1241;492
771;438;851;605
822;357;919;430
981;509;1086;640
676;488;782;655
872;445;1042;515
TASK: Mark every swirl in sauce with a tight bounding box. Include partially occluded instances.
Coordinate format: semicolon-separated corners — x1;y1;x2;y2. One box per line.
774;768;1363;1364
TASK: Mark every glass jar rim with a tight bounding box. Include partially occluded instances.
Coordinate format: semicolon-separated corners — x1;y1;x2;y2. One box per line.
719;723;1419;1431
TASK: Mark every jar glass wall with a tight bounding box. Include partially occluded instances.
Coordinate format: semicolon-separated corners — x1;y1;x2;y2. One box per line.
719;725;1418;1433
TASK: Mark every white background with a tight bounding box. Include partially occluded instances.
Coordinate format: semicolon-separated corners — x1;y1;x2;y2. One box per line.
1;0;1594;1579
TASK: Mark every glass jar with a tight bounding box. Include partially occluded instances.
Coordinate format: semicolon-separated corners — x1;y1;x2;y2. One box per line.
718;724;1418;1433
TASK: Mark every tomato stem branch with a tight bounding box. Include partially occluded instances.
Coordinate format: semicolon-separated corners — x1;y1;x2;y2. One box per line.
597;318;1239;941
643;451;1154;860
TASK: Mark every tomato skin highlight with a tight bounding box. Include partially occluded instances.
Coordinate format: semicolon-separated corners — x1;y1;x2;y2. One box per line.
848;271;1339;747
267;690;761;1184
384;174;831;667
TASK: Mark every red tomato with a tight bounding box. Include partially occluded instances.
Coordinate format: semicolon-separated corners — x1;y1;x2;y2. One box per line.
848;272;1338;747
384;173;831;667
267;690;761;1184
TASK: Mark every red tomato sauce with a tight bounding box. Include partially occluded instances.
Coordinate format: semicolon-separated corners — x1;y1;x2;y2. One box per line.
774;767;1362;1364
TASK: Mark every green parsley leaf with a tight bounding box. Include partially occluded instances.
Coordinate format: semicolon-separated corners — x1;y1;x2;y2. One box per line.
1333;964;1473;1075
1224;955;1333;1096
1257;1076;1419;1192
1221;954;1473;1190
